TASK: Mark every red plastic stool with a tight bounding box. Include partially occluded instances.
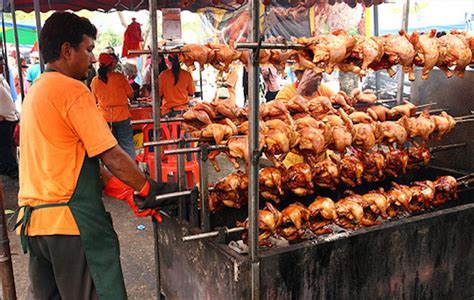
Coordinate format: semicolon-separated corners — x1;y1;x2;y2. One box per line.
137;122;200;188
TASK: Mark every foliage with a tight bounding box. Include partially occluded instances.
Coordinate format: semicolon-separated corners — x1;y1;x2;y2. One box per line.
95;30;122;53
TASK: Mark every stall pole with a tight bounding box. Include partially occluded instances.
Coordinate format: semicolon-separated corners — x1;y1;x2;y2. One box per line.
198;144;210;231
0;183;16;300
9;0;25;100
373;4;380;97
32;0;44;72
148;1;163;299
177;140;186;221
396;0;410;104
248;0;261;299
1;12;10;85
149;0;162;184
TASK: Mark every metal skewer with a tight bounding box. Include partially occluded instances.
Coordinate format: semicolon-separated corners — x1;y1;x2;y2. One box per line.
131;117;185;125
430;143;467;153
415;108;448;115
128;49;190;55
236;42;306;50
163;144;228;156
414;102;437;110
182;226;245;242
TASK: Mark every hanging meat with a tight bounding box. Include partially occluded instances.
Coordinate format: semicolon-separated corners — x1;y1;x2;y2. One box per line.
437;32;472;78
410;29;440;80
373;30;416;81
179;44;217;70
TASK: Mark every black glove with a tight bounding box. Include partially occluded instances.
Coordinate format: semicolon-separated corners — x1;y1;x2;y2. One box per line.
134;178;179;210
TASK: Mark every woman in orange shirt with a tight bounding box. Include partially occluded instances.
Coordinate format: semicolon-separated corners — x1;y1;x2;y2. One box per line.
159;54;195;117
91;53;136;159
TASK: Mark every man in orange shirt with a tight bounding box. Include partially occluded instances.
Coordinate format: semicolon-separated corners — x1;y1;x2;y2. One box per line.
159;54;195;117
17;12;175;299
275;65;335;102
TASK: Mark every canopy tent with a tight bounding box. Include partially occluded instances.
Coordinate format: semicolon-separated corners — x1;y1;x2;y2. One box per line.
1;21;36;45
0;0;384;13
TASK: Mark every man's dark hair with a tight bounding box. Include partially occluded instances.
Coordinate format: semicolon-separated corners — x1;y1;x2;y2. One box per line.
39;12;97;63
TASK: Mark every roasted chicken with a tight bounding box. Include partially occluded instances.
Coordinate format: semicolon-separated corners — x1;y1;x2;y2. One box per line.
286;163;314;196
308;196;338;234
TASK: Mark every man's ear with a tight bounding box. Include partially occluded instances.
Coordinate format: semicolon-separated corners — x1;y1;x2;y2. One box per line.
60;42;73;61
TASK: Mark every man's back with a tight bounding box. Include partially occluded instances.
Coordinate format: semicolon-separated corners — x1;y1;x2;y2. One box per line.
19;71;116;235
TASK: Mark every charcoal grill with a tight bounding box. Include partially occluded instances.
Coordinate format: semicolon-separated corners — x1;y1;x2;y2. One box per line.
150;68;474;299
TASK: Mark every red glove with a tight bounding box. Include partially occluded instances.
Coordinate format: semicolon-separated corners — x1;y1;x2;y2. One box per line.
104;176;163;223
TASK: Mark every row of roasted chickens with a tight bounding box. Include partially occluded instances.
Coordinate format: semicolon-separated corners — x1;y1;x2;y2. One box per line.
208;144;431;212
184;98;455;172
237;175;458;245
179;29;474;80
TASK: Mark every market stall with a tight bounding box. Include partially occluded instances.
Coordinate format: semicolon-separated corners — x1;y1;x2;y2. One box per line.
3;0;474;299
139;1;474;299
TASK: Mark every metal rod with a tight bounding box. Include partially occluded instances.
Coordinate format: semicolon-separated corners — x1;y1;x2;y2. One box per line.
128;49;188;55
1;12;10;86
189;188;199;228
199;66;203;101
177;140;186;220
182;227;245;242
33;0;44;72
198;144;210;231
236;42;306;50
10;0;25;100
0;183;16;300
454;113;474;120
455;118;474;124
430;143;466;153
415;108;448;115
163;144;227;156
154;190;193;202
396;0;410;104
248;0;261;299
131;117;184;125
143;137;201;147
415;102;436;109
148;1;161;298
373;4;381;97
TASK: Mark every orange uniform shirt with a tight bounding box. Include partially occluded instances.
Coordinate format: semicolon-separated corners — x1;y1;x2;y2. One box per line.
159;69;195;115
91;72;133;122
19;72;117;236
275;82;335;102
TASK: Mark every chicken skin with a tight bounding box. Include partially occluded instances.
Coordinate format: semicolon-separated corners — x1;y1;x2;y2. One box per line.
410;30;439;80
286;163;314;196
308;196;337;234
259;167;286;203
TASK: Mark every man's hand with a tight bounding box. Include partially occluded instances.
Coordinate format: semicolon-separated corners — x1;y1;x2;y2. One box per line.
296;69;322;97
134;178;179;209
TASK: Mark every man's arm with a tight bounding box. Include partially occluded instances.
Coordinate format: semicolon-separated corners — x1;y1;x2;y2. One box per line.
99;145;146;191
296;70;322;97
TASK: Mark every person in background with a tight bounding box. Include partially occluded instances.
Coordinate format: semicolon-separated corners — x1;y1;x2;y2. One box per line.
141;53;167;96
123;62;140;101
216;65;238;103
12;58;27;98
26;51;41;88
91;53;136;159
0;56;19;178
159;54;195;117
261;65;280;102
17;12;176;299
275;65;335;102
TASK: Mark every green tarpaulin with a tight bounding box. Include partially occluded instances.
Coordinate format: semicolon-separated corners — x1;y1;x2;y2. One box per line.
1;21;37;46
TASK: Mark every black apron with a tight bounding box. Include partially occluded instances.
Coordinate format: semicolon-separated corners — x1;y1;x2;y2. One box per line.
16;156;127;299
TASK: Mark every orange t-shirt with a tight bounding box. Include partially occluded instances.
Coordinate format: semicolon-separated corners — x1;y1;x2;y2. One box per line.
159;69;195;115
91;72;133;122
275;82;335;102
19;71;117;236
